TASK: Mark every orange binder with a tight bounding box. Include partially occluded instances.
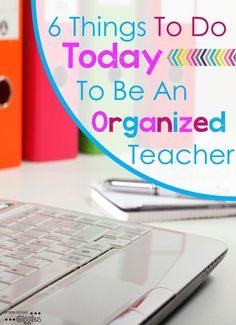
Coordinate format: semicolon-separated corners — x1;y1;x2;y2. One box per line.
0;0;22;168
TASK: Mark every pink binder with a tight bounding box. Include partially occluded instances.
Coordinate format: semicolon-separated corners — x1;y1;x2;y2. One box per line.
23;0;78;161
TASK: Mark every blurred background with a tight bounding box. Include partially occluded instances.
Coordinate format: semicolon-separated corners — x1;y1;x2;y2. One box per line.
0;0;103;173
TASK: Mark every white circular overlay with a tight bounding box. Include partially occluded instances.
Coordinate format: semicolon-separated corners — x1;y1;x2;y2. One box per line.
34;0;236;199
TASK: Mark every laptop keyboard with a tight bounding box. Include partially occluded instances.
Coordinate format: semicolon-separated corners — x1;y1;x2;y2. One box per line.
0;204;150;313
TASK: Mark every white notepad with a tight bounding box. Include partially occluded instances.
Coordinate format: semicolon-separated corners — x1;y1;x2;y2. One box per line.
91;183;236;222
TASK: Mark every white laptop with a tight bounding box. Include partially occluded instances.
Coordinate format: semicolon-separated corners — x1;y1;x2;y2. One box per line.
0;200;227;324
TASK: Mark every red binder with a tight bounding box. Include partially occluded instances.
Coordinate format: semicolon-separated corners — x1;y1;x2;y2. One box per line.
23;0;78;162
0;0;22;168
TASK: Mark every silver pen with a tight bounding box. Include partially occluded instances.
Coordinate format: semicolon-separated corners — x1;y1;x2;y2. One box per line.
103;179;195;199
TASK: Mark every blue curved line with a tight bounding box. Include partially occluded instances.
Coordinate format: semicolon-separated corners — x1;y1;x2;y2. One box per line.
31;0;236;201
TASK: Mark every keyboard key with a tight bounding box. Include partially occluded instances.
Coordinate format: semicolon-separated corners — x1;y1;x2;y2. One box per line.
0;248;10;256
0;271;22;284
0;282;8;290
24;229;46;238
104;228;126;239
73;247;100;259
0;266;7;272
109;238;131;248
24;205;43;213
57;220;76;228
120;232;140;241
84;241;111;252
6;250;34;260
36;225;55;233
45;233;68;242
44;219;61;227
0;256;20;267
73;226;109;242
62;254;89;266
77;216;99;225
35;251;62;262
73;223;89;232
96;220;119;229
59;213;80;221
0;260;77;305
12;210;35;219
1;216;22;226
22;214;51;226
21;244;45;253
32;238;59;247
0;241;23;250
55;227;80;236
0;236;9;243
12;235;34;245
10;223;33;232
62;239;84;249
8;264;37;276
47;245;73;255
0;227;20;238
40;209;62;217
97;237;131;248
21;257;49;269
58;220;88;230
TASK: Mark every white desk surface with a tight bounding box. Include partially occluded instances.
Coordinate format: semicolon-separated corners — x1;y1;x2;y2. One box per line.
0;155;235;325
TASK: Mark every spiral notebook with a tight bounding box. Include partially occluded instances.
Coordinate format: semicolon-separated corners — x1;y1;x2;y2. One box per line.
91;183;236;222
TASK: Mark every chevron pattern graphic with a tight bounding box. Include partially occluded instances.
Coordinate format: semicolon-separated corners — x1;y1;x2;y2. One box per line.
168;49;236;66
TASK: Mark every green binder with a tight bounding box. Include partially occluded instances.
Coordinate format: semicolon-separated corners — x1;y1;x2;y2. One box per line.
79;132;103;154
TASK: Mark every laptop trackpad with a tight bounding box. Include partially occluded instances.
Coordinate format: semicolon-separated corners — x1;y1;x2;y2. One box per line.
32;274;143;325
26;230;182;324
